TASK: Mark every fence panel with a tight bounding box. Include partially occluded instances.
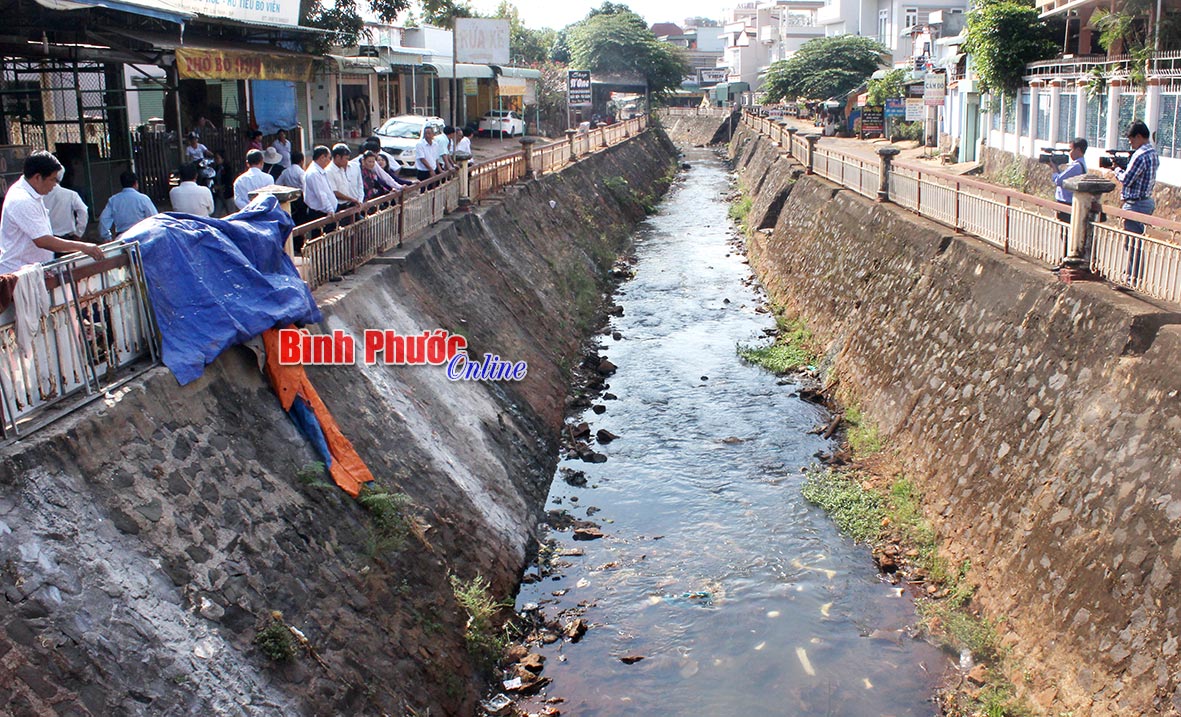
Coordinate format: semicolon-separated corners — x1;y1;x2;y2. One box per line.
0;244;158;437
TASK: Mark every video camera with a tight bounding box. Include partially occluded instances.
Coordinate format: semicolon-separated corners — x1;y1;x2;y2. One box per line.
1099;149;1134;170
1037;147;1070;165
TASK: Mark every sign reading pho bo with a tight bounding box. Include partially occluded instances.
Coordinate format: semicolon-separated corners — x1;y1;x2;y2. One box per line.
568;70;592;105
177;48;313;82
454;18;510;65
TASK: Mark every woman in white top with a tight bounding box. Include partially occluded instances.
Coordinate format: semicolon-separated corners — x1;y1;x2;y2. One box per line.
271;129;292;168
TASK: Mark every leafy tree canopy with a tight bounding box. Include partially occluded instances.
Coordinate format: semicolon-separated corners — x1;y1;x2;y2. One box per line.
866;67;906;105
762;35;887;102
962;0;1058;96
495;1;557;64
567;8;690;95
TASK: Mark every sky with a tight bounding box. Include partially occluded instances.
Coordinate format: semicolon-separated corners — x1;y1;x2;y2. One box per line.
466;0;727;30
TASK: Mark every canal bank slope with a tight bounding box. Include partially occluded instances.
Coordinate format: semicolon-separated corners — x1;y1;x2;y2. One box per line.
729;125;1181;716
0;129;678;716
656;109;740;147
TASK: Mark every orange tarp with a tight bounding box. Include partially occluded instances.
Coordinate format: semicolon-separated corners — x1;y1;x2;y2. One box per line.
262;327;374;497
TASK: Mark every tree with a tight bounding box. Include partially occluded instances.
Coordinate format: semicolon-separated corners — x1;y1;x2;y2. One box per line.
867;68;906;105
567;10;690;95
762;36;887;102
962;0;1058;96
495;1;557;65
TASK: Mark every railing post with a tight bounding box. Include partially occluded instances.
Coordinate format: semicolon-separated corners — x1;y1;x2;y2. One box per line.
785;127;798;158
565;129;579;162
1059;176;1116;283
454;151;472;211
598;123;609;148
804;134;820;175
249;184;302;259
518;137;536;179
876;147;900;203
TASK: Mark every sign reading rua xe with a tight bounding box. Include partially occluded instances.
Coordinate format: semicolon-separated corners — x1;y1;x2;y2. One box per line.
176;48;313;82
568;70;592;105
454;18;510;65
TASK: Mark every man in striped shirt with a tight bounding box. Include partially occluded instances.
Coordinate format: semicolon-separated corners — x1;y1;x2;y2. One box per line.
1113;122;1159;283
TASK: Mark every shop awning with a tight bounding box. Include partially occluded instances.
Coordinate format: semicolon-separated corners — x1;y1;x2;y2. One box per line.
711;82;750;101
326;55;385;73
35;0;189;24
492;66;542;79
423;60;494;78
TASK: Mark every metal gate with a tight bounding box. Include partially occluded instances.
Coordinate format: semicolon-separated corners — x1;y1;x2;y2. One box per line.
0;58;133;221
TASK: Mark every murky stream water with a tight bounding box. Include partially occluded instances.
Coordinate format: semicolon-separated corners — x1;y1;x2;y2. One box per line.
513;149;945;716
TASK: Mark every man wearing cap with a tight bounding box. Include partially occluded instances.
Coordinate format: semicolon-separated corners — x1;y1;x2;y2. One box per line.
233;149;273;210
183;133;211;164
0;151;103;272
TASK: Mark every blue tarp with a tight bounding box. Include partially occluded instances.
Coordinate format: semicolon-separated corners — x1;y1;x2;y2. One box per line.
251;80;298;135
128;196;321;385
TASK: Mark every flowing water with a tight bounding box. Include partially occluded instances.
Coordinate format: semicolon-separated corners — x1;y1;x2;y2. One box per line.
513;148;945;716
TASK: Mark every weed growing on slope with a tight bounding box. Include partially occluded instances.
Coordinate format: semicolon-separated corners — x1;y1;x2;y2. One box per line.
800;470;885;543
357;485;413;555
450;575;510;670
737;315;817;374
844;406;883;457
255;614;297;662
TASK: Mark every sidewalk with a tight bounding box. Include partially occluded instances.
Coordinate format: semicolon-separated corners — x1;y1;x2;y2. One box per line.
777;116;981;176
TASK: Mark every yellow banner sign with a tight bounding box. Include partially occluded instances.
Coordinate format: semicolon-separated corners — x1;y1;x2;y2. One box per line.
176;47;313;83
497;76;527;96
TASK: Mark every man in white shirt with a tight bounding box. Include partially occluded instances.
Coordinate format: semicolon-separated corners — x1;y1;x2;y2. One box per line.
435;126;455;172
272;129;293;168
302;146;337;221
169;164;215;217
43;171;89;239
327;143;363;207
183;133;211;164
455;127;473;158
233;149;274;210
276;151;305;189
415;126;439;182
0;151;103;273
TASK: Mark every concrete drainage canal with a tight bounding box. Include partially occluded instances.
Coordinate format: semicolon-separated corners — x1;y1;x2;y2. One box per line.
495;148;946;716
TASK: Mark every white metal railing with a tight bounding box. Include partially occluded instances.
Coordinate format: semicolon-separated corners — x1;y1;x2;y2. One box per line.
662;107;733;118
740;109;1181;304
0;243;159;438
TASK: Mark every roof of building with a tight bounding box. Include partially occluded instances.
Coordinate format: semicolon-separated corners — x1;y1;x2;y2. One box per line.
651;22;684;37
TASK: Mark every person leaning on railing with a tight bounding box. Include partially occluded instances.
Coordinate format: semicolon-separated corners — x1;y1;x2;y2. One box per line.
297;145;337;252
1051;137;1088;223
0;151;104;273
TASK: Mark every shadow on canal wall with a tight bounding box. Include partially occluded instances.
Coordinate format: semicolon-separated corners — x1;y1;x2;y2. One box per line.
0;129;678;716
729;124;1181;716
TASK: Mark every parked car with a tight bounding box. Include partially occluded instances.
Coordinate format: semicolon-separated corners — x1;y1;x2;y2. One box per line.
374;115;446;169
478;110;526;137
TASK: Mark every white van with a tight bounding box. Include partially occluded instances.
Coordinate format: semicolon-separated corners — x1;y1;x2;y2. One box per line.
375;115;446;169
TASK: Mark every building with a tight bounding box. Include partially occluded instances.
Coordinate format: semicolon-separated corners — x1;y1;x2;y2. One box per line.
974;0;1181;187
818;0;966;67
718;1;825;92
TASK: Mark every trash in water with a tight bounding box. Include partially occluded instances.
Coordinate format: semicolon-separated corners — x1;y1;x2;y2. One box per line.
502;677;522;691
482;694;514;716
863;678;874;689
766;610;780;618
796;647;816;676
820;602;832;617
753;641;766;651
959;649;974;670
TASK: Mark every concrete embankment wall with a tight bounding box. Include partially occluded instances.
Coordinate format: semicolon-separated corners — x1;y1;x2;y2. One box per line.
0;129;677;716
656;109;739;147
730;125;1181;716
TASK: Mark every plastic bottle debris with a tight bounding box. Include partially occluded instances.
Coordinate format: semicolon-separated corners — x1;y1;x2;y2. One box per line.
482;694;514;716
959;649;974;671
796;646;816;676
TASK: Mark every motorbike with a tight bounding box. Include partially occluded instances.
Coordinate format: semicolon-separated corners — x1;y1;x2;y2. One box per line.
168;157;217;191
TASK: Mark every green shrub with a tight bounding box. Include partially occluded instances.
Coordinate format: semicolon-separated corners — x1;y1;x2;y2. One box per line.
800;470;885;543
450;575;510;668
728;195;752;226
255;617;297;662
357;487;413;555
737;316;816;374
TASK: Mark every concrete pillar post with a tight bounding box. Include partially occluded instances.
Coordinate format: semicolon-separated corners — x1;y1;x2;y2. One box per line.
1028;80;1043;157
1146;77;1163;139
598;123;609;148
454;151;473;211
1059;176;1116;282
249;184;302;259
518;137;537;179
565;129;579;162
804;134;820;175
876;147;900;203
1048;80;1063;145
1106;79;1123;149
786;126;798;157
1074;82;1088;140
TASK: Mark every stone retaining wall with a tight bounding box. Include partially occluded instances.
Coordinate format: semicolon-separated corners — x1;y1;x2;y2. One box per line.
731;123;1181;717
656;110;740;147
0;129;678;716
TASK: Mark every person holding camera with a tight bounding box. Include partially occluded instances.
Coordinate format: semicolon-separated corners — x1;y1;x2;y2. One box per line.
1111;122;1158;285
1113;122;1158;234
1050;138;1088;222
